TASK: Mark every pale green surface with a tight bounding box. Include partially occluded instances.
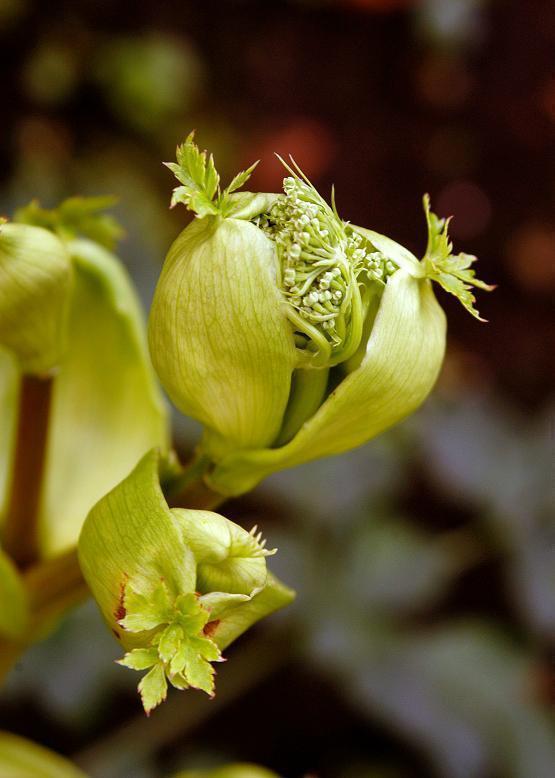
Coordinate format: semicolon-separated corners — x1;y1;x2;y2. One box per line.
0;548;28;638
78;449;195;650
208;271;446;495
0;223;72;375
38;238;168;555
0;732;86;778
149;216;297;455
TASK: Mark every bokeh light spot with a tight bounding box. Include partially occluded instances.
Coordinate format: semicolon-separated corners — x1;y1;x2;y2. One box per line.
436;180;492;240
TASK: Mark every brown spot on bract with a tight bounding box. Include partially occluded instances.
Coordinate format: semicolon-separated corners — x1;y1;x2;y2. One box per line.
203;619;220;637
114;575;128;622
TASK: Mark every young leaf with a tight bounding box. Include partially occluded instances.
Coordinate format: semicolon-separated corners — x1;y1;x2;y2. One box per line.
157;623;184;663
164;131;220;216
165;132;264;219
222;160;259;197
117;647;159;671
138;662;168;715
15;195;124;251
422;194;495;320
119;583;174;632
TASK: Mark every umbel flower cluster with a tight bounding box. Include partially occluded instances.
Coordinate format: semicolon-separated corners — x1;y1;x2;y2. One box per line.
149;133;492;496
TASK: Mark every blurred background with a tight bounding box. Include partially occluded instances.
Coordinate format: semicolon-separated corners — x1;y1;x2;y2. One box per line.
0;0;553;776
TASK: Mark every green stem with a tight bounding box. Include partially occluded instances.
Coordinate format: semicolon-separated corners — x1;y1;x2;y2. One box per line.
274;367;329;446
2;374;53;569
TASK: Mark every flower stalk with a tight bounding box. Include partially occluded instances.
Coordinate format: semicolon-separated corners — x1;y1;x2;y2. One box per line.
2;374;53;568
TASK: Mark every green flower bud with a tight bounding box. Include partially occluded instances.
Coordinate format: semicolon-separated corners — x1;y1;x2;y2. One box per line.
148;134;297;456
171;509;275;595
78;449;294;714
150;137;492;496
0;221;72;374
208;166;493;495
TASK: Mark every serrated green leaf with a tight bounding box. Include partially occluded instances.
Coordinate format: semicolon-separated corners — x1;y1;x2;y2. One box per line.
422;195;494;320
173;640;217;695
117;647;159;670
157;623;183;663
223;160;259;197
165;133;267;219
119;583;174;632
165;132;221;216
168;671;189;690
204;154;220;200
190;634;222;662
138;662;167;714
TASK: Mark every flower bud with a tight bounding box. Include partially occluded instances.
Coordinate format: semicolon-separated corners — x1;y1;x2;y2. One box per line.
150;137;492;497
78;449;294;713
0;222;72;374
148;134;297;457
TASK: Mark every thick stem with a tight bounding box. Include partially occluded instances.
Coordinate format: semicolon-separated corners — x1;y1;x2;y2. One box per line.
167;471;225;511
2;374;53;568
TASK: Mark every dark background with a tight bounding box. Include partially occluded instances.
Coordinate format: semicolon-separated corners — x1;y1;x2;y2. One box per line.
0;1;553;777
